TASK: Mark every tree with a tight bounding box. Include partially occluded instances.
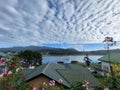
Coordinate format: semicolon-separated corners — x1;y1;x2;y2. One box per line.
32;51;42;66
103;37;120;90
103;37;116;77
18;50;42;67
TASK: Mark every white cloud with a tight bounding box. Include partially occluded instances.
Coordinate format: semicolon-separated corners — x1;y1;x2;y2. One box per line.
0;0;120;49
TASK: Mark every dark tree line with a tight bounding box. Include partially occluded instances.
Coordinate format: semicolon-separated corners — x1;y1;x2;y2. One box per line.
18;50;42;67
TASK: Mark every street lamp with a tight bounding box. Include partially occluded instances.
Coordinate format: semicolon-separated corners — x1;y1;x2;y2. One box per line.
103;37;116;77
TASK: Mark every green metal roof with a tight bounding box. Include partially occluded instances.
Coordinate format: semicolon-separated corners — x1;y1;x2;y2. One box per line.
57;69;99;86
24;63;100;87
99;53;120;63
0;51;7;57
24;64;47;80
24;63;70;87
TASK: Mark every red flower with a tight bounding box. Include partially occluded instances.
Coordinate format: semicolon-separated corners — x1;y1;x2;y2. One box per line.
3;71;9;77
7;84;13;90
0;59;6;63
9;63;15;68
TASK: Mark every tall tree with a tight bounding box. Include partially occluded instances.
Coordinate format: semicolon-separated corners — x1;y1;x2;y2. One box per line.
18;50;42;67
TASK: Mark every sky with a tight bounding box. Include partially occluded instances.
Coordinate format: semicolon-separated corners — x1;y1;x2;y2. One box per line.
0;0;120;51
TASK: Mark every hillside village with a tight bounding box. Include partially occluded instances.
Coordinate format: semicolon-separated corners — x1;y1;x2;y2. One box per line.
1;0;120;89
0;50;120;90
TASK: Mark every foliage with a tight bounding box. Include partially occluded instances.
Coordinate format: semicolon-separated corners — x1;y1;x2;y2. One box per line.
0;56;30;90
103;63;120;90
94;69;120;90
39;79;64;90
93;73;107;83
98;63;120;90
69;81;85;90
112;63;120;77
18;50;42;67
102;76;120;90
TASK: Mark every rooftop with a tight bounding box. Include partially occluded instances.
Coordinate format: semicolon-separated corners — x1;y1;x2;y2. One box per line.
0;51;7;57
99;52;120;63
24;63;100;87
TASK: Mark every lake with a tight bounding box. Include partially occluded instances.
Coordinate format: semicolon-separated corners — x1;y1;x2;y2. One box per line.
42;55;103;63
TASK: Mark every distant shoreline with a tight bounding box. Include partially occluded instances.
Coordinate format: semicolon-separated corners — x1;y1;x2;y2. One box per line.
42;54;104;56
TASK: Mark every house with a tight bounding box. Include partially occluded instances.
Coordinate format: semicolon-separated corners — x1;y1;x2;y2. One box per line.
0;51;7;59
98;52;120;76
24;63;100;89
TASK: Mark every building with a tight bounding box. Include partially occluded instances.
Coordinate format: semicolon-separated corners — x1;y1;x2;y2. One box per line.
98;52;120;76
24;63;100;89
0;51;7;59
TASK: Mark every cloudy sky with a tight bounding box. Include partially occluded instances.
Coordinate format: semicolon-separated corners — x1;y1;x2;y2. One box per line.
0;0;120;51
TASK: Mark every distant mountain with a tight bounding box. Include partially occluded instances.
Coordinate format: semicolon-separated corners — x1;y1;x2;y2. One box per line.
0;46;81;55
0;46;120;55
85;49;120;55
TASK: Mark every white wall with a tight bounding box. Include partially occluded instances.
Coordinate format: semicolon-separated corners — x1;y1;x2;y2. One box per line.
101;62;111;72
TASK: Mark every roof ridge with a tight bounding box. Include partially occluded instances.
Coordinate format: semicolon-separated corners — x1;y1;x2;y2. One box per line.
24;68;35;76
56;69;70;84
42;63;51;73
64;63;71;69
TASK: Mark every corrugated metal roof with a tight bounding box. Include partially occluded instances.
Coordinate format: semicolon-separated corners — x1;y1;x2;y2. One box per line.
0;52;7;57
24;64;47;80
99;53;120;63
42;63;70;87
57;69;99;86
24;63;100;87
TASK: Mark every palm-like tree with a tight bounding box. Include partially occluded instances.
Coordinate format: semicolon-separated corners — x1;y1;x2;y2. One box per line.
103;37;116;77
